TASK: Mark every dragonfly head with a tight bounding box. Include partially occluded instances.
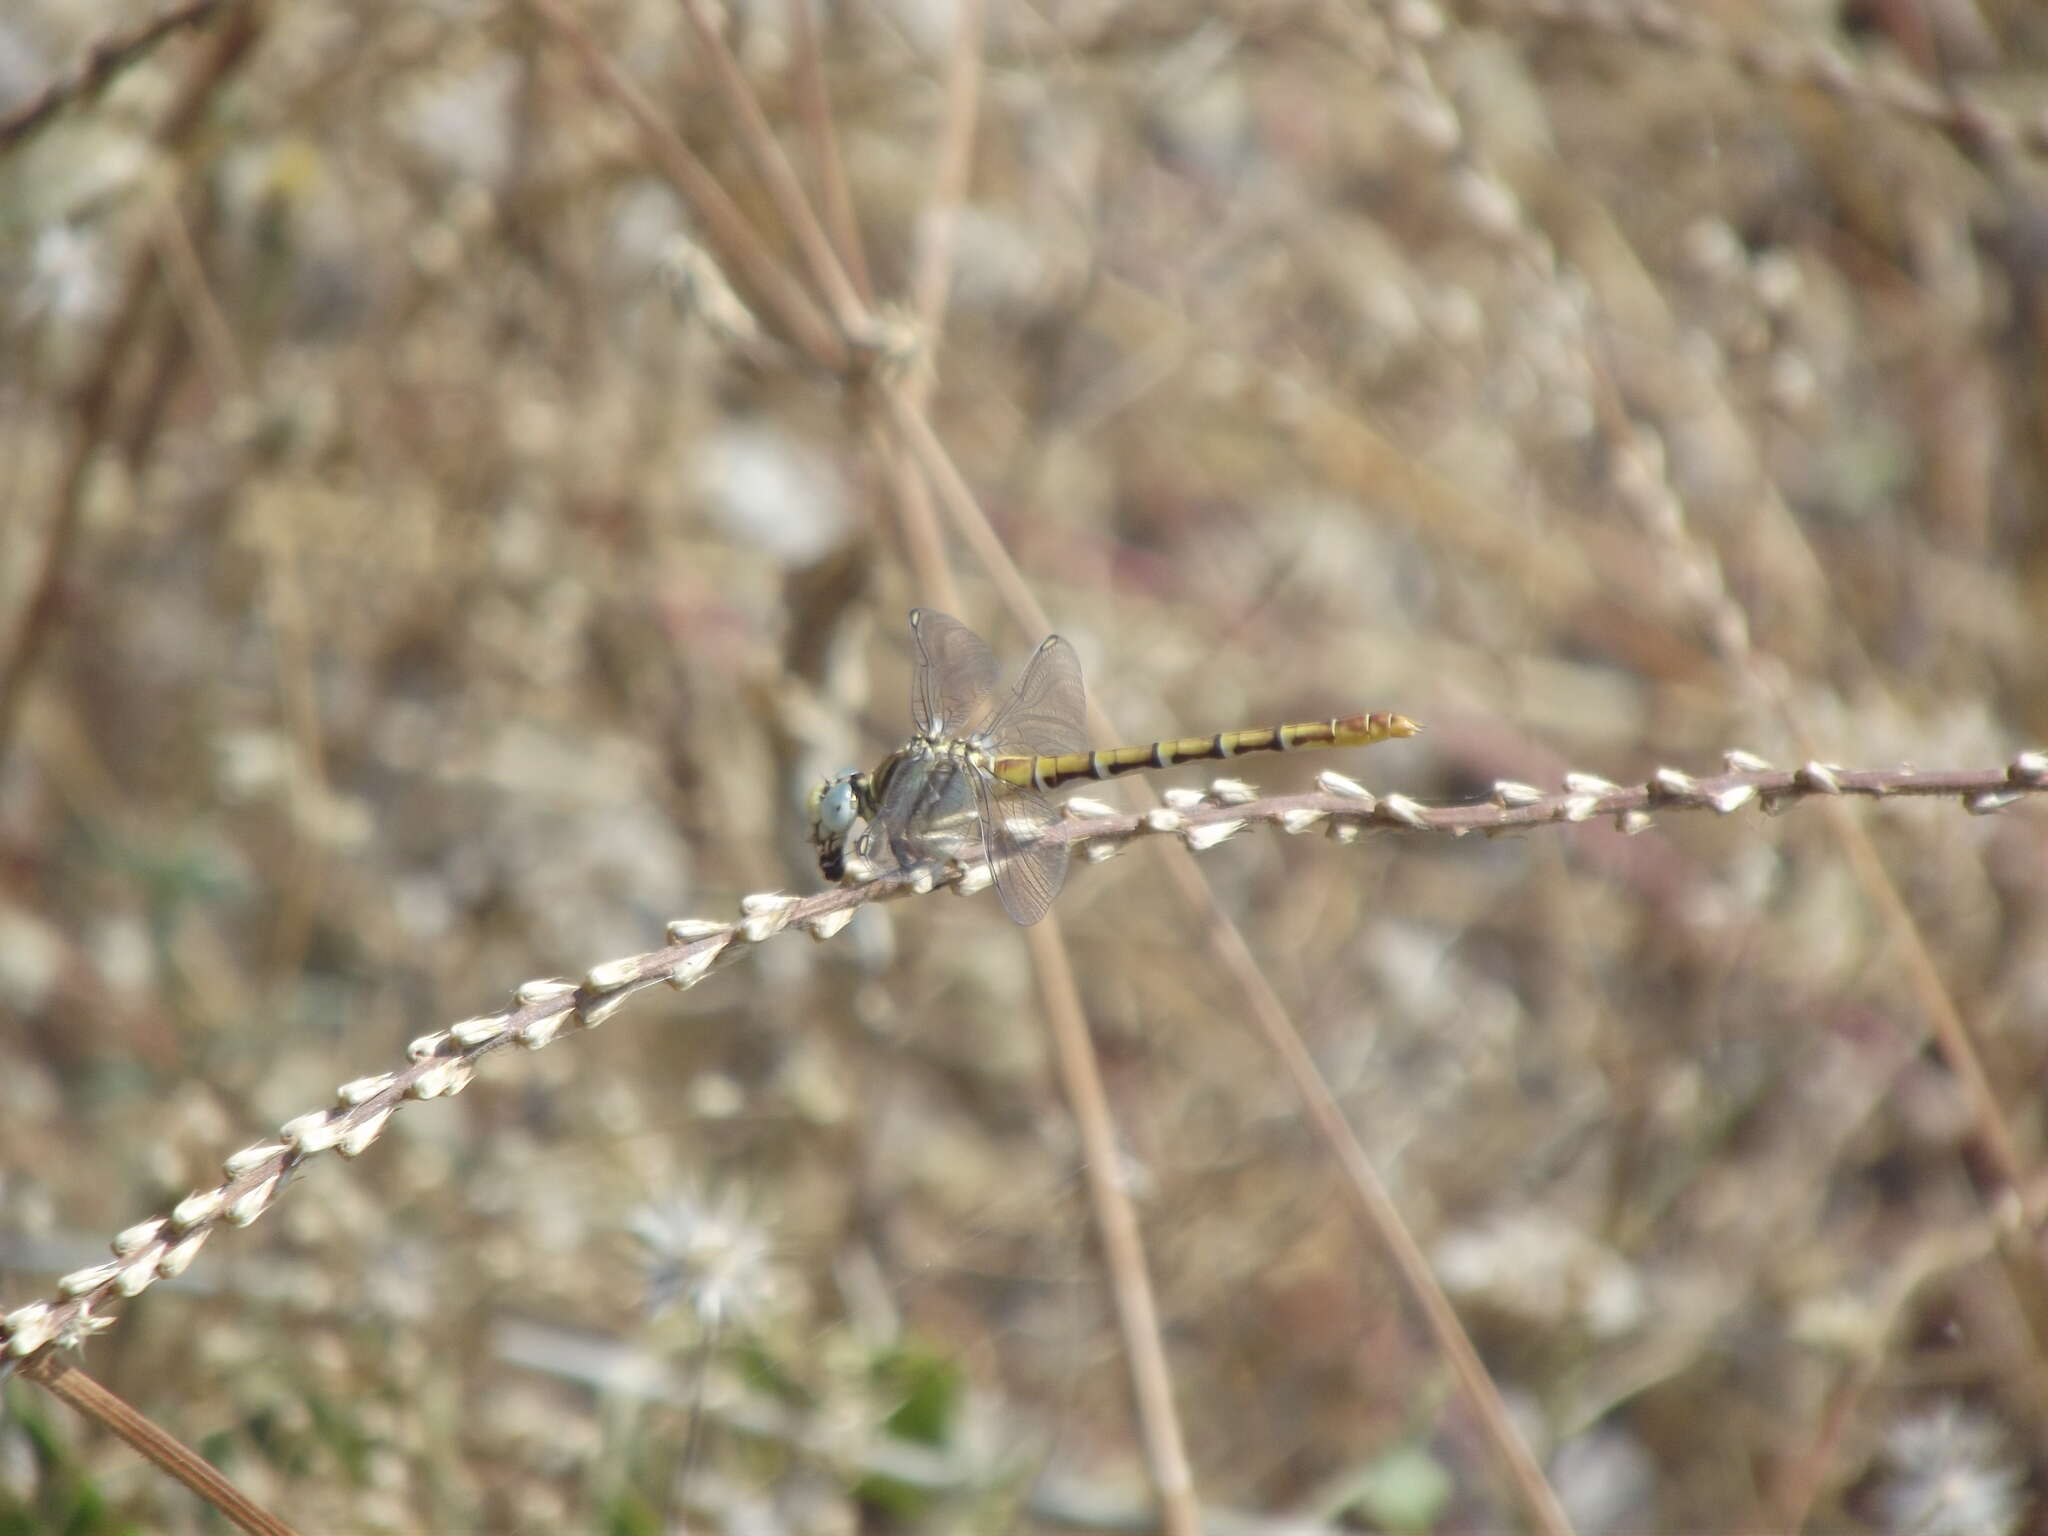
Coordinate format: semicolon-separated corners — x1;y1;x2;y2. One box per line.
807;769;870;882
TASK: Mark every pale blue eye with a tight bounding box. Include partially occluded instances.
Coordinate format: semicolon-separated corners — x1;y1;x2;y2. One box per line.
816;777;860;838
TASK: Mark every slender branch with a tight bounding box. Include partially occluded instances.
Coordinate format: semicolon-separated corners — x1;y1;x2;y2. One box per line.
512;17;1206;1521
0;0;235;153
675;0;866;332
1484;0;2048;166
784;0;873;303
25;1357;297;1536
525;0;846;371
1028;919;1201;1536
905;0;985;361
11;750;2038;1381
0;1;265;770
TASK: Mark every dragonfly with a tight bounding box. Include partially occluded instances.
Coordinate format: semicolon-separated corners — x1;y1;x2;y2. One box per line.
809;609;1420;925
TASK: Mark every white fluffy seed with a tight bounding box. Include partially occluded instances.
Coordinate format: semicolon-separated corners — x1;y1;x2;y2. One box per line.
1652;767;1700;798
222;1144;283;1178
578;991;629;1027
584;957;643;991
517;1010;568;1047
282;1111;345;1154
1376;794;1428;830
1184;819;1245;851
112;1220;166;1256
338;1073;398;1105
805;907;856;940
116;1250;163;1296
157;1230;209;1277
227;1177;281;1228
666;918;728;943
1967;789;2024;815
5;1304;57;1356
667;947;719;989
1796;762;1843;794
1710;784;1758;814
171;1191;224;1229
1317;770;1374;801
337;1106;396;1158
449;1015;505;1048
58;1262;122;1297
516;978;577;1005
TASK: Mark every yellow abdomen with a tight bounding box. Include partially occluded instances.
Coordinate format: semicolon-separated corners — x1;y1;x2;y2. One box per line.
989;711;1420;792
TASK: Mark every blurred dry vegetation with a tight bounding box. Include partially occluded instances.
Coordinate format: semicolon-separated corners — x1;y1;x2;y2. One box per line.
4;0;2048;1531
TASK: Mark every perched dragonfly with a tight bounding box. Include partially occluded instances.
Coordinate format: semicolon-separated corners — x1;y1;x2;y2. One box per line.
809;609;1420;925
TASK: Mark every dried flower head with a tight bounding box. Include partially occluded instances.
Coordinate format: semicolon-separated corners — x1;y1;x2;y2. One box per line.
1875;1400;2023;1536
630;1189;781;1333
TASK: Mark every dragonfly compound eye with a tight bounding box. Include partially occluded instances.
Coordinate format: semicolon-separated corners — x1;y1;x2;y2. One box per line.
813;776;862;841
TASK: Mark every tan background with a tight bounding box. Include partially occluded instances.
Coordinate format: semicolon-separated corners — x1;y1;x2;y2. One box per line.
4;0;2048;1530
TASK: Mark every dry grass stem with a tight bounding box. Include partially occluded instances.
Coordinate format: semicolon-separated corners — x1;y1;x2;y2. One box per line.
9;751;2036;1378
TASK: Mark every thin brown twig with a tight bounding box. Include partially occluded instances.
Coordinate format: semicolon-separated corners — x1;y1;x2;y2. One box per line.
905;0;985;356
6;754;2042;1380
1590;273;2044;1234
0;0;234;153
143;175;332;1004
0;1;265;771
526;0;846;371
1176;849;1578;1533
1488;0;2048;165
1437;0;2048;1393
877;378;1580;1530
852;6;1199;1515
877;378;1577;1531
675;0;865;333
676;0;963;625
862;0;987;627
1762;1360;1874;1534
144;186;244;400
659;28;1199;1516
784;0;873;303
880;386;1065;629
1028;920;1202;1536
0;257;147;770
25;1357;297;1536
866;0;986;615
864;416;960;608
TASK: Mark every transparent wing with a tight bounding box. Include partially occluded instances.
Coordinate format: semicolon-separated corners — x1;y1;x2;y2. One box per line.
973;769;1070;925
864;752;979;869
979;634;1089;758
908;609;999;739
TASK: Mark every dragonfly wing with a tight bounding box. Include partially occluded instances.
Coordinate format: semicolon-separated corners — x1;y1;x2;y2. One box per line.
865;751;979;870
981;633;1089;758
909;609;1000;739
972;768;1070;925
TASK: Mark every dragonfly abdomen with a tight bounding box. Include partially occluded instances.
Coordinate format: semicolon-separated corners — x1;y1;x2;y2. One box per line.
990;711;1419;791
